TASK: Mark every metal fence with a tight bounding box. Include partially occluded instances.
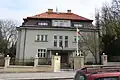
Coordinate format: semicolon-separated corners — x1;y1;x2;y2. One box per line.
38;58;51;65
10;58;51;66
0;57;4;67
10;58;34;66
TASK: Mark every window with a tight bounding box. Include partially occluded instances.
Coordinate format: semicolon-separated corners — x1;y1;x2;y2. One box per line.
45;35;48;41
36;35;48;42
54;36;57;39
74;24;83;27
59;36;63;47
41;35;44;41
36;34;40;41
59;36;62;39
54;36;57;47
52;20;71;27
74;36;77;42
65;36;68;47
96;77;119;80
73;36;80;42
38;49;47;58
74;71;86;80
65;36;68;39
38;22;48;26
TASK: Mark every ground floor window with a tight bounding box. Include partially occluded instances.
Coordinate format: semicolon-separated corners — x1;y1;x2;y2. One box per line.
38;49;47;58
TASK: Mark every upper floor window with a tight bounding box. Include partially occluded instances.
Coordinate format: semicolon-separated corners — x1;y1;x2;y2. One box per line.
54;36;57;47
52;20;71;27
38;22;48;26
36;34;40;41
73;36;80;42
59;36;63;48
74;24;83;27
36;35;48;42
74;36;77;42
65;36;68;47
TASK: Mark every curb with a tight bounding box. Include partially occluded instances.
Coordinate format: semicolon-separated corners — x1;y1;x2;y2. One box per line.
15;77;73;80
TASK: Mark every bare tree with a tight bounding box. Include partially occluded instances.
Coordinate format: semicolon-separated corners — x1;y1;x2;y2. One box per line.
94;0;120;61
99;0;120;37
0;20;18;56
0;20;18;45
78;30;99;64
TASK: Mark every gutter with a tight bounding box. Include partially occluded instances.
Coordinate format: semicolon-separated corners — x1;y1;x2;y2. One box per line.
17;26;99;32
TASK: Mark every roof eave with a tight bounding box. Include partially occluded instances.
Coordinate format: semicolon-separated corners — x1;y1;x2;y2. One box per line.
26;17;93;22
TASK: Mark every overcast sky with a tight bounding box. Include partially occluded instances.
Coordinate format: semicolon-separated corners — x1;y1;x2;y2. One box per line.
0;0;111;25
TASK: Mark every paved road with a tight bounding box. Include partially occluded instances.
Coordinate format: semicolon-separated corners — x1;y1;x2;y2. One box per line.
0;71;75;80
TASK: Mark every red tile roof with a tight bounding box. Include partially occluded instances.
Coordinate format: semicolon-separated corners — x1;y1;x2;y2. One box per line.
27;12;92;21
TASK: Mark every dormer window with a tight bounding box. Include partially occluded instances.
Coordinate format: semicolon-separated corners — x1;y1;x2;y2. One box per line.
38;22;48;26
52;20;71;27
74;24;83;27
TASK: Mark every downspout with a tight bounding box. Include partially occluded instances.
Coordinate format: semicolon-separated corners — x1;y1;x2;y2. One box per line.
23;28;27;64
18;30;21;59
16;28;21;59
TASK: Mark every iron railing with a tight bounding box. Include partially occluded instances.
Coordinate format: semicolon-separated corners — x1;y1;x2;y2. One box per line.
0;57;4;66
10;58;34;66
10;58;52;66
38;58;51;65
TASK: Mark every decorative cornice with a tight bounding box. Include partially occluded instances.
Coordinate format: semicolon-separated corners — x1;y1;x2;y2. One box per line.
17;26;99;32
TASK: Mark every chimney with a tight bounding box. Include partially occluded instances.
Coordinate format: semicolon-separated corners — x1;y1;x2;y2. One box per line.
48;9;53;13
67;10;71;13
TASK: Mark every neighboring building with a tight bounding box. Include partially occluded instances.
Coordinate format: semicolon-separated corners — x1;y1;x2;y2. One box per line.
16;9;99;68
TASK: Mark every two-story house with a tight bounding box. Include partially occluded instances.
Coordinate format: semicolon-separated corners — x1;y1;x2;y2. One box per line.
16;9;99;68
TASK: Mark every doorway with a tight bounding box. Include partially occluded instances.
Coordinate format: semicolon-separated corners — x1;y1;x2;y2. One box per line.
60;52;69;69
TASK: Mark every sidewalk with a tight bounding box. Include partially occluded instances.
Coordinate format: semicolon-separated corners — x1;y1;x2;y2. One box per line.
0;71;75;80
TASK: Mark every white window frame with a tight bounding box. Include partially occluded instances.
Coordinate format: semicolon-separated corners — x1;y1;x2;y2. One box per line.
36;34;40;41
38;48;47;58
36;35;48;42
54;36;57;47
65;36;68;47
52;20;71;27
38;22;48;26
59;36;63;47
74;24;83;27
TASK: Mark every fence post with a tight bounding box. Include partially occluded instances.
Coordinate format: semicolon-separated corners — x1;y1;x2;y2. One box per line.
34;55;38;67
74;55;84;70
52;53;61;72
4;55;11;68
101;53;108;65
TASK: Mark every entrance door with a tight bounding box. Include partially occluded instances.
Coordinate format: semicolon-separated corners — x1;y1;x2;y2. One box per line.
60;52;68;69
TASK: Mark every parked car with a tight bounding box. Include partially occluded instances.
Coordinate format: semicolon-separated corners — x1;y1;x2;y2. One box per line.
74;65;120;80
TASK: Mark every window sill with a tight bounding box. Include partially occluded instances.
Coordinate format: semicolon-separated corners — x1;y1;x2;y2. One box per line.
64;47;68;48
72;42;77;43
53;47;69;48
38;57;46;58
35;40;48;42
